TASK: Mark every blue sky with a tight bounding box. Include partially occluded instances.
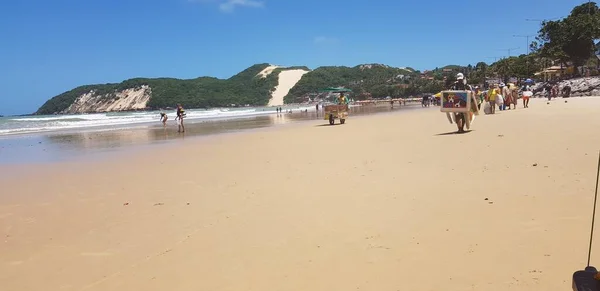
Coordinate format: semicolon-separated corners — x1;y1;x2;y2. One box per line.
0;0;588;115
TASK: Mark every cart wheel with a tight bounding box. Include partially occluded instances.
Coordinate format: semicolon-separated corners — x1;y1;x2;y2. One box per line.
328;114;335;125
340;118;345;124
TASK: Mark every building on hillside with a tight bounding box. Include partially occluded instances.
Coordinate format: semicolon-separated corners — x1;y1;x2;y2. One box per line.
535;65;575;81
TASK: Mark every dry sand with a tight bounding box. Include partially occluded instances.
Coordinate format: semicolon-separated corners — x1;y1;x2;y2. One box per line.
268;69;309;107
2;98;600;291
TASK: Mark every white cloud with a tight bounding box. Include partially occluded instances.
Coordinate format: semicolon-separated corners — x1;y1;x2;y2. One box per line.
220;0;264;12
314;36;338;44
189;0;265;12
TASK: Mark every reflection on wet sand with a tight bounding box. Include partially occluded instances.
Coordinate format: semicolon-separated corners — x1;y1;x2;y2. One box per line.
0;103;422;164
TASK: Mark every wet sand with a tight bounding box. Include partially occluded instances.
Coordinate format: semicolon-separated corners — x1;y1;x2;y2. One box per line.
1;98;600;291
0;103;418;164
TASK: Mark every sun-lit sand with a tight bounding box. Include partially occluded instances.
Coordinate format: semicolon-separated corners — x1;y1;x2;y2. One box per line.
268;69;309;106
2;98;600;291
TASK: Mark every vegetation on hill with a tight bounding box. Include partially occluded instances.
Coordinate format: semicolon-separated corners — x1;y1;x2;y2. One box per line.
283;64;445;102
36;64;287;114
484;2;600;83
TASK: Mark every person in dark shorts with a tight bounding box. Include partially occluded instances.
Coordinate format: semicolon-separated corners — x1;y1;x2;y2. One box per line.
449;73;473;133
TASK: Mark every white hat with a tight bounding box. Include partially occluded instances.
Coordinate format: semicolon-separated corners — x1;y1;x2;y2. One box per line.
499;83;506;87
456;73;464;80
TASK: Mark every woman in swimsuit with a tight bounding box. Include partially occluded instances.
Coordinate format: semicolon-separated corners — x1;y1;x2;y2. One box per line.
160;112;168;127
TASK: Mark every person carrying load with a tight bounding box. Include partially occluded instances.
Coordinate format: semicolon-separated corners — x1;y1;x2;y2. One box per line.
448;73;473;133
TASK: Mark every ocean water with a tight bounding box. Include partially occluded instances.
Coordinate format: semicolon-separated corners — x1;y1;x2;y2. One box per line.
0;103;420;164
0;105;316;136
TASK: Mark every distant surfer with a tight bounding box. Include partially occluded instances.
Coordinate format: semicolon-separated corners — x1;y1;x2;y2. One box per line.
176;104;185;133
159;112;168;127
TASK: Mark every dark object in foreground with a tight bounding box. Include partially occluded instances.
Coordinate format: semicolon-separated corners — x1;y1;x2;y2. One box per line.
572;266;600;291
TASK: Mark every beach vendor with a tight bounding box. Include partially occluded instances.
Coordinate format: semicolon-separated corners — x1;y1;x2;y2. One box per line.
176;104;185;133
338;93;348;105
448;73;473;133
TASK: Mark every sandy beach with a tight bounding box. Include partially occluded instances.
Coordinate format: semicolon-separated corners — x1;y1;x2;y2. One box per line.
2;97;600;291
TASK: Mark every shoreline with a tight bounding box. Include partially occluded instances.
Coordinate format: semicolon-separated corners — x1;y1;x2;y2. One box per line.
0;103;424;165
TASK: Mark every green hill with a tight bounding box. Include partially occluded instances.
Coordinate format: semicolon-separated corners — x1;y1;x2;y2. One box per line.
35;64;296;115
36;63;443;115
284;64;425;103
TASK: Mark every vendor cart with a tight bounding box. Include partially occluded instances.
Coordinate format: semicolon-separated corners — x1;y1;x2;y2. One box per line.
320;87;352;125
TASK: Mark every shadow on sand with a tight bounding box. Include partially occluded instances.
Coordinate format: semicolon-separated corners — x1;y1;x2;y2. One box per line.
435;130;474;136
315;124;343;127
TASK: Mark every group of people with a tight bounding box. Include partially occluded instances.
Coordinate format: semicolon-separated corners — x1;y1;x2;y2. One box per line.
159;104;186;133
447;73;535;133
543;82;572;100
478;80;534;114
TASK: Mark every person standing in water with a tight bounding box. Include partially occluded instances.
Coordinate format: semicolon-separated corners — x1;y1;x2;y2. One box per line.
160;112;168;127
176;104;185;133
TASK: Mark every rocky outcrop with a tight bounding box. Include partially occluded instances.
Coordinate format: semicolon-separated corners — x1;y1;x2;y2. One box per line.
64;85;151;114
532;77;600;97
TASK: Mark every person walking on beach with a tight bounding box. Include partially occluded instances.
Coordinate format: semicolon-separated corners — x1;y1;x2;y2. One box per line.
176;104;185;133
487;84;498;114
473;86;482;110
501;83;511;110
511;85;519;109
160;112;168;127
521;82;532;108
449;73;473;133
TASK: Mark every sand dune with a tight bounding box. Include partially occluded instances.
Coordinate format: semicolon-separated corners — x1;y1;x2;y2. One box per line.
268;69;309;106
65;86;151;113
2;98;600;290
256;65;280;78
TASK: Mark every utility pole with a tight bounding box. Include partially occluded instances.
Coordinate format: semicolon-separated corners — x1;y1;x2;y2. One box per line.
487;56;501;62
513;34;535;54
514;34;536;78
485;57;502;87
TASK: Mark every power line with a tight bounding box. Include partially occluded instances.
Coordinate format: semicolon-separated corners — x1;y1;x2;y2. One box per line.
498;47;520;57
525;16;564;22
513;34;536;54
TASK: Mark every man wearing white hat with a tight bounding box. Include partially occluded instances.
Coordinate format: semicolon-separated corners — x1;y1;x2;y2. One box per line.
449;73;473;133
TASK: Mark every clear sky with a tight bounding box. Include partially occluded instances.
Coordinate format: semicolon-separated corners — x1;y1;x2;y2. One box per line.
0;0;588;115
